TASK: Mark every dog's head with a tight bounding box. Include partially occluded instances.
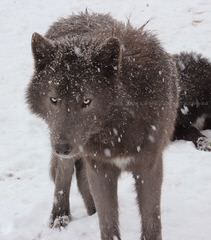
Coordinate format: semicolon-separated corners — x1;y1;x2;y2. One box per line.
27;33;122;158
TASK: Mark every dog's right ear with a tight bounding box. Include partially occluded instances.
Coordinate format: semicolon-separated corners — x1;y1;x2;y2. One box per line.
31;32;54;71
93;37;121;77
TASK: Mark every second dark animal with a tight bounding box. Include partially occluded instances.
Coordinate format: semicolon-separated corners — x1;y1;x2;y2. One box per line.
174;52;211;151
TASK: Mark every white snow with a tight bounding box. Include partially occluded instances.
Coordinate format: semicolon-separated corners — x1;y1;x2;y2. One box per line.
0;0;211;240
151;125;157;131
112;157;134;170
113;128;118;136
104;148;112;157
136;145;141;152
74;46;83;57
180;105;189;115
148;135;155;143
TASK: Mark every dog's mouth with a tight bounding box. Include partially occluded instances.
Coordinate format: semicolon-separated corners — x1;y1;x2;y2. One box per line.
53;143;87;160
54;151;81;160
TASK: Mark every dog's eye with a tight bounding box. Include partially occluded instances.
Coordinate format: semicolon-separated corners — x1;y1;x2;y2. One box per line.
50;97;58;104
82;98;92;108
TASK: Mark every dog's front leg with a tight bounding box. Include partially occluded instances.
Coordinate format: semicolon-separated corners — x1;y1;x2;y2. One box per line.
133;156;163;240
86;160;121;240
49;154;74;228
75;159;96;216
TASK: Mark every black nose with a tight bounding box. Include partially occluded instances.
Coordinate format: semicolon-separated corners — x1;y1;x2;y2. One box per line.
55;143;72;155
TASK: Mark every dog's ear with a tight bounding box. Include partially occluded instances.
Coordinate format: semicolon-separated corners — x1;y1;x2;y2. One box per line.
94;37;121;76
31;32;55;71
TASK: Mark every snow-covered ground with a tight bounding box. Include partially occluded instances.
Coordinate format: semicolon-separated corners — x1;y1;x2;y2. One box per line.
0;0;211;239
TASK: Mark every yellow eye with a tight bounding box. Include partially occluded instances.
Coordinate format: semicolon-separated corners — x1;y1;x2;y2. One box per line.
50;97;58;104
82;98;92;108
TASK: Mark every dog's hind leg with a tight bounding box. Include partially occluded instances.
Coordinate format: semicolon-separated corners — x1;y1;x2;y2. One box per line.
75;159;96;216
173;124;211;151
49;154;74;228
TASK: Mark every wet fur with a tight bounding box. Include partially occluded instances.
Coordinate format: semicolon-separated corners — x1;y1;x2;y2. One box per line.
27;12;179;240
173;52;211;151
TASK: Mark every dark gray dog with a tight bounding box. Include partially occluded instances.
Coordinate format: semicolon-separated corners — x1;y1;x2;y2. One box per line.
27;12;179;240
174;52;211;151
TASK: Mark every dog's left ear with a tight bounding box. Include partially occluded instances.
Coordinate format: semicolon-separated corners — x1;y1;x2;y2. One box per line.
31;32;55;71
93;37;121;76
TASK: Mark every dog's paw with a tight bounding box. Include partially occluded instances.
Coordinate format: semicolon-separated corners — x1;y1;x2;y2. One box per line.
196;137;211;151
49;215;71;229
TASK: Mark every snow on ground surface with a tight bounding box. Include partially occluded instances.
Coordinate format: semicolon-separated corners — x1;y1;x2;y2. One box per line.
0;0;211;239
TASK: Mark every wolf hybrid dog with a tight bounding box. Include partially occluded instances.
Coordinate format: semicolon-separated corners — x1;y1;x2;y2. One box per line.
173;52;211;151
27;12;179;240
